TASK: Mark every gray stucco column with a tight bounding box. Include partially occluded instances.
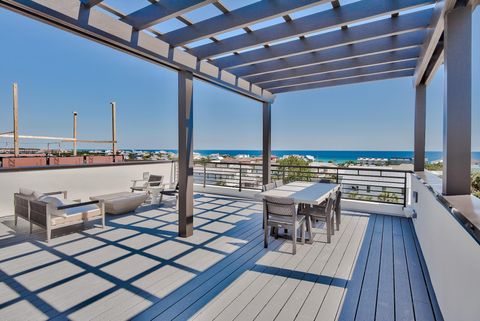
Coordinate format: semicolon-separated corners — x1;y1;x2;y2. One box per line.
414;84;426;172
262;102;271;185
443;5;472;195
178;70;194;237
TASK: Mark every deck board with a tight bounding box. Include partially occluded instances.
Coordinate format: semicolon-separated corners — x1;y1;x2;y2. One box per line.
0;194;442;321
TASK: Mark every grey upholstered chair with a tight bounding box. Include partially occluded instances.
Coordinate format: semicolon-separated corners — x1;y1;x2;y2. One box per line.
300;191;336;243
263;195;306;255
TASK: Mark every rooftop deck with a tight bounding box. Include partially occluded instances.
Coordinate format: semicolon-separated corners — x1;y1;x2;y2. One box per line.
0;194;441;321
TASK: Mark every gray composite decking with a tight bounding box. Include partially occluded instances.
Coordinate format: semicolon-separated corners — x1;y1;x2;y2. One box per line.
0;194;442;321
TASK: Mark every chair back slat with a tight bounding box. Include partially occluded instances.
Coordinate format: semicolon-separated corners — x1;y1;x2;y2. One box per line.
148;175;164;186
274;180;284;188
262;182;275;192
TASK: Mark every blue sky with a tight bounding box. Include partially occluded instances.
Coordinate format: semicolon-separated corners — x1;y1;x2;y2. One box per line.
0;6;478;152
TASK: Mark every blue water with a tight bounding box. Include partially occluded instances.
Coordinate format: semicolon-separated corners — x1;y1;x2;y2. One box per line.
139;149;480;163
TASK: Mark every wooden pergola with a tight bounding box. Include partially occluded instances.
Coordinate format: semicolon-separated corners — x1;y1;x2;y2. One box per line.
0;0;477;237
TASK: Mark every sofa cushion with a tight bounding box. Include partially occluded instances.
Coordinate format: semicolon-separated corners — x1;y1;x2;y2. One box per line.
38;196;64;208
51;205;101;226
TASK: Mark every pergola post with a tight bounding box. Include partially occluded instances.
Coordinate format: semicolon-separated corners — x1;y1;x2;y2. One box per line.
442;5;472;195
414;84;426;172
262;102;271;185
178;70;194;237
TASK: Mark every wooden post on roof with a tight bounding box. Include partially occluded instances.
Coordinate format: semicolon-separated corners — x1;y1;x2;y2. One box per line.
111;102;117;161
12;83;19;157
73;112;78;156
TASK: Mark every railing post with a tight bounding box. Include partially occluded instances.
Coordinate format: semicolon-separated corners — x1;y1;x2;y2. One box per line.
239;163;242;192
403;172;407;207
203;162;206;188
336;168;339;184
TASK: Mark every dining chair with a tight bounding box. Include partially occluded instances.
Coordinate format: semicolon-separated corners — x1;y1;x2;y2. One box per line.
300;192;336;243
263;195;305;255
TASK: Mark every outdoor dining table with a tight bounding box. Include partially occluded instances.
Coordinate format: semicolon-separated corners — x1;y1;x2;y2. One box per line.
257;181;339;205
256;181;341;242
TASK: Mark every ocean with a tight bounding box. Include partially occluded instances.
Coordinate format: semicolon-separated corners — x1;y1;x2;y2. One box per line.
141;150;480;164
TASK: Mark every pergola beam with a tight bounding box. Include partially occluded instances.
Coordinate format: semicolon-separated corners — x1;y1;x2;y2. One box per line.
233;31;426;78
413;0;457;86
270;70;413;94
263;61;417;91
249;48;420;85
214;9;433;70
190;0;435;59
163;0;325;47
121;0;216;31
0;0;272;103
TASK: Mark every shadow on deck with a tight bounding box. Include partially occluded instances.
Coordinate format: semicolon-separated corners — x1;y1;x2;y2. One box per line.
0;194;442;321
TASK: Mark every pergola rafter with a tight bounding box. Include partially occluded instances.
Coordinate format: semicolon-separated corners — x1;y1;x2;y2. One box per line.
248;48;421;85
231;31;427;78
79;0;103;9
189;0;436;59
162;0;325;47
212;9;433;70
120;0;216;31
262;60;418;91
270;69;414;93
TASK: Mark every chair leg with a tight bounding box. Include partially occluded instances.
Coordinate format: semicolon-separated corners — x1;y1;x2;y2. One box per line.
331;215;335;236
30;222;33;234
264;223;269;249
306;215;313;244
14;214;18;226
292;225;297;255
46;228;51;243
336;205;341;231
301;222;306;245
326;215;331;243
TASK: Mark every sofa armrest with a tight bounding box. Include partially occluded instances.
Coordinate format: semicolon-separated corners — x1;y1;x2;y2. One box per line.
43;190;68;198
57;200;99;210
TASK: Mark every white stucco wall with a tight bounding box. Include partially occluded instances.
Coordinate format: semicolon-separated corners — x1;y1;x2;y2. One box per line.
0;161;176;217
411;174;480;321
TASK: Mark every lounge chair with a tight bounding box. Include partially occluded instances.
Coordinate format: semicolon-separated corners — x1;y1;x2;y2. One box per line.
14;188;105;242
159;182;179;204
130;174;164;192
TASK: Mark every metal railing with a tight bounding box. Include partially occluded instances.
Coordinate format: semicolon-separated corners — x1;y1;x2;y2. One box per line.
194;161;410;206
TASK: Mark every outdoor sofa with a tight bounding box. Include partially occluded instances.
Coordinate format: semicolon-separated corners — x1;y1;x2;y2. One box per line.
14;188;105;242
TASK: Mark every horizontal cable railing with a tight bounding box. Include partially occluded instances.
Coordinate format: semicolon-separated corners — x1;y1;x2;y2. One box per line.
194;161;410;206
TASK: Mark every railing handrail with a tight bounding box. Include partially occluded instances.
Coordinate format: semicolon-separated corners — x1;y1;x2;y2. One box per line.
195;161;412;174
194;160;410;206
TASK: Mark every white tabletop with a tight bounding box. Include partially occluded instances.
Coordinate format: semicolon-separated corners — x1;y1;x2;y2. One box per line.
256;181;340;205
